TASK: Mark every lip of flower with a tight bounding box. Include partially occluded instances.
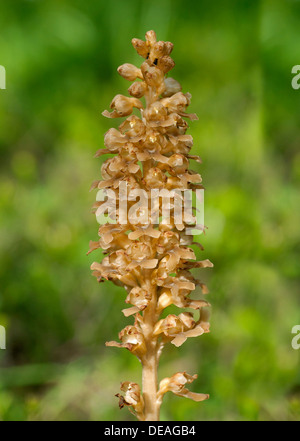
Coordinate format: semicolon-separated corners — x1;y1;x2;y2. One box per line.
157;372;209;403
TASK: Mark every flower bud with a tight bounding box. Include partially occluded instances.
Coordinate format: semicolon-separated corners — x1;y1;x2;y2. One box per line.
132;38;149;58
141;62;165;91
150;41;166;62
110;94;143;116
118;63;143;81
164;41;174;55
161;92;190;113
162;77;182;97
157;55;175;73
128;81;147;98
145;30;156;45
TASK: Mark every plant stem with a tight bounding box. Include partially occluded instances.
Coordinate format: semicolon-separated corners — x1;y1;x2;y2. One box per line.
142;343;159;420
141;279;160;421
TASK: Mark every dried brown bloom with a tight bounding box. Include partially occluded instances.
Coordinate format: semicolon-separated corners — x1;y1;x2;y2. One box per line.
116;382;145;420
157;372;209;403
89;30;213;421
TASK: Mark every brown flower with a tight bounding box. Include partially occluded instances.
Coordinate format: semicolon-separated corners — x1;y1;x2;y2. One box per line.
90;30;213;421
116;381;144;420
157;372;209;403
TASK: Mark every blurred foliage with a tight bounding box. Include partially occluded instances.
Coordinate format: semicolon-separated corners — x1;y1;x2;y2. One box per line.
0;0;299;421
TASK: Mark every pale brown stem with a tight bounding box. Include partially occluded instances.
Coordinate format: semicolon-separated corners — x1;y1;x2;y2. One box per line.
142;342;159;420
141;277;160;421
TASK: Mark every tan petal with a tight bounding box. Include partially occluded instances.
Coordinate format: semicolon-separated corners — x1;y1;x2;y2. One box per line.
87;240;100;255
94;148;113;157
179;112;199;121
102;109;122;119
187;154;202;163
128;226;160;240
185;259;214;269
188;299;211;309
171;324;205;347
128;163;140;174
106;340;132;351
140;258;158;269
89;180;101;191
175;389;209;402
122;306;140;317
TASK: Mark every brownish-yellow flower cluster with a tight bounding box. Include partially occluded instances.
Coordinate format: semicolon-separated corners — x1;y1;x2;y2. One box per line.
89;30;213;421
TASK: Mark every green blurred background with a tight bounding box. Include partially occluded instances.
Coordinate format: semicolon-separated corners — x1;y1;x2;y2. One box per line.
0;0;299;421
